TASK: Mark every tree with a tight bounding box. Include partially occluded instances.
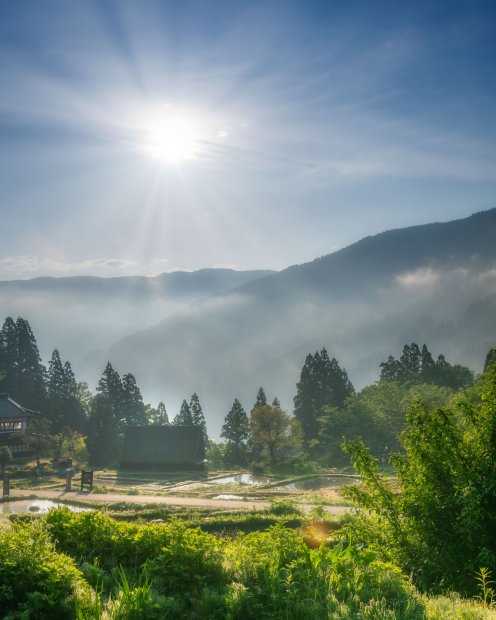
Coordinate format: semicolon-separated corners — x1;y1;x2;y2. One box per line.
0;317;46;409
0;317;19;396
55;428;88;466
173;400;193;425
87;362;124;465
250;404;300;464
294;348;354;448
380;343;474;390
272;397;281;407
343;364;496;595
485;347;496;372
121;373;147;426
253;387;267;411
221;399;249;465
190;393;207;441
15;318;46;410
21;417;55;469
46;351;88;433
0;446;12;476
319;380;455;466
148;401;169;425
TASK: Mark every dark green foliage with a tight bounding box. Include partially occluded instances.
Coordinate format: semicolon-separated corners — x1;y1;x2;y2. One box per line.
173;399;193;425
21;416;56;468
343;365;496;595
319;381;454;465
87;362;124;465
147;401;170;425
0;444;12;475
121;373;147;426
485;347;496;372
190;392;208;441
46;350;87;433
156;401;169;424
253;386;267;410
294;348;354;447
380;343;474;390
0;317;46;410
221;398;249;466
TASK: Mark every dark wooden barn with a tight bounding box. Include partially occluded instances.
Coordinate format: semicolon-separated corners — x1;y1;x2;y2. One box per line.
120;425;206;470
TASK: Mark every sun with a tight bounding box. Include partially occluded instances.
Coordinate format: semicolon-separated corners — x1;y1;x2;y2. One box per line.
142;112;200;165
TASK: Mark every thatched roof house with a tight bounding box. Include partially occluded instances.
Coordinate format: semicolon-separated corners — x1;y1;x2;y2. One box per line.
120;425;206;470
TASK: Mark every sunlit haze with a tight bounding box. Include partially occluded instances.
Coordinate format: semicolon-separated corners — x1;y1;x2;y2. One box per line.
1;0;495;280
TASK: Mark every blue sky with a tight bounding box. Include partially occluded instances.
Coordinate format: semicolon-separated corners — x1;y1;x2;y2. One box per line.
1;0;495;279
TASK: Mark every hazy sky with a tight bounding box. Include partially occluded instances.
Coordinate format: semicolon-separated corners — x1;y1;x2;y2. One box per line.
1;0;495;280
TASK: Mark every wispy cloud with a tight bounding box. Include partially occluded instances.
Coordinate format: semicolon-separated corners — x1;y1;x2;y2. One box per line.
0;255;166;279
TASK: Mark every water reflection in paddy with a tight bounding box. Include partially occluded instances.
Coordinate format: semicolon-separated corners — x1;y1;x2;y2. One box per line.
207;473;274;485
1;500;93;514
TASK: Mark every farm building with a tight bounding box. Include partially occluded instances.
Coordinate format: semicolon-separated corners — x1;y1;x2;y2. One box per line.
0;393;40;457
120;425;206;470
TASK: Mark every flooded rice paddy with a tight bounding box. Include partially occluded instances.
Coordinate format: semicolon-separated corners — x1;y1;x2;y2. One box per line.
1;499;93;514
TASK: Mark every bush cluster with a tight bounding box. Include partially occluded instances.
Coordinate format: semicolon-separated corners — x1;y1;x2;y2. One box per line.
2;507;426;619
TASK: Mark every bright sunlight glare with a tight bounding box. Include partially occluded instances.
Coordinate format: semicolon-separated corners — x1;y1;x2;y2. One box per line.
142;111;202;165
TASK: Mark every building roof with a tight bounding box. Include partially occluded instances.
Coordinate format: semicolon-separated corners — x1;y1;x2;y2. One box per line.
0;394;40;420
121;425;206;468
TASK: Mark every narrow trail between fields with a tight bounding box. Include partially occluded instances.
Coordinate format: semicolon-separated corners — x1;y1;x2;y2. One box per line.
9;488;351;514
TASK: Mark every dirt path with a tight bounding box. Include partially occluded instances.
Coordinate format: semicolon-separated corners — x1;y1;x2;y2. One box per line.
9;488;351;515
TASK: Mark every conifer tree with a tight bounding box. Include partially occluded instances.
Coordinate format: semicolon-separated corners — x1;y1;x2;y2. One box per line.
294;348;353;447
46;349;66;428
122;373;147;426
221;398;249;465
156;402;169;425
190;392;207;441
0;317;18;395
253;387;267;411
272;397;281;407
87;362;123;464
15;317;46;410
173;399;193;425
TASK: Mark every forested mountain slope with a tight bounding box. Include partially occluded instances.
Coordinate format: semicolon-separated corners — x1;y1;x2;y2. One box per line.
108;209;496;432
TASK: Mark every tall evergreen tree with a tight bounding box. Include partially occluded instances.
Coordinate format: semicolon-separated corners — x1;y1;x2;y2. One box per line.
87;362;123;465
381;344;473;391
294;348;354;447
221;398;249;465
190;393;207;440
173;399;193;425
61;360;88;433
253;387;267;411
150;401;169;425
14;318;46;410
272;397;281;407
0;317;18;394
122;373;147;426
46;349;66;428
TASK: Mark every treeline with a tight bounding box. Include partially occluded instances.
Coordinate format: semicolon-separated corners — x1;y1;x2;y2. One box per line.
0;316;207;466
0;315;483;470
215;343;477;469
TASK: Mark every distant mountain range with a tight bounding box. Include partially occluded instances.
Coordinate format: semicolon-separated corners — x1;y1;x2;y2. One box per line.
107;208;496;433
0;268;274;376
1;209;495;436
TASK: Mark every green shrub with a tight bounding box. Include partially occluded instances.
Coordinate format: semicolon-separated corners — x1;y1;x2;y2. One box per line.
343;365;496;595
0;521;92;619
